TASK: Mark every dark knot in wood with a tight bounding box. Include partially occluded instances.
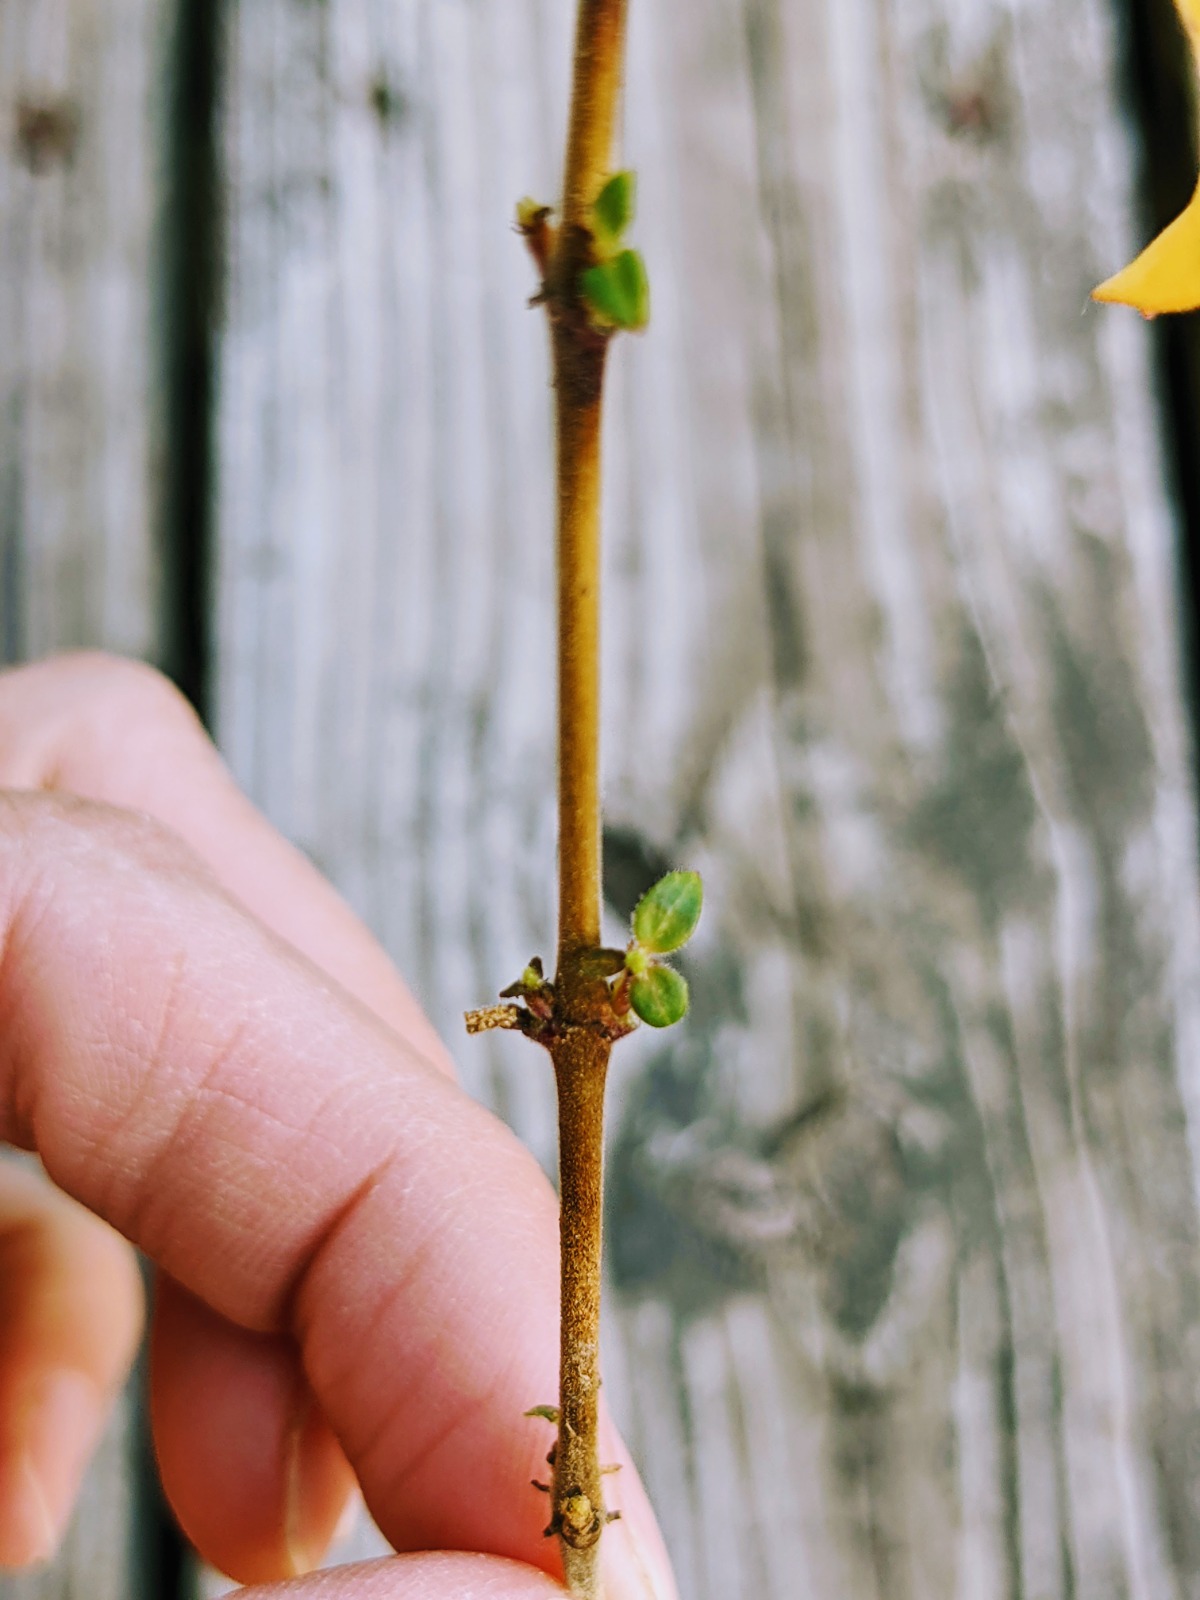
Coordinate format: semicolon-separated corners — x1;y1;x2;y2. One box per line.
15;97;80;173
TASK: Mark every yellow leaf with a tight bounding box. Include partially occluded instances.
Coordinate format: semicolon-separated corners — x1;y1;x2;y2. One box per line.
1177;0;1200;50
1093;183;1200;316
1093;0;1200;315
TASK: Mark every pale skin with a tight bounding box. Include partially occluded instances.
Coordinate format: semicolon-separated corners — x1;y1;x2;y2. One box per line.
0;654;678;1600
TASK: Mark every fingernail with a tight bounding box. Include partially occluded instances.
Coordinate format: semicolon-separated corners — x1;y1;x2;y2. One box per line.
331;1484;364;1548
601;1512;680;1600
283;1392;355;1576
283;1400;319;1577
0;1453;57;1568
0;1371;104;1568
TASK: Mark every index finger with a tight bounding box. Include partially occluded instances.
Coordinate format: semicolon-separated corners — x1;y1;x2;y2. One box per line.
0;795;671;1596
0;653;439;1055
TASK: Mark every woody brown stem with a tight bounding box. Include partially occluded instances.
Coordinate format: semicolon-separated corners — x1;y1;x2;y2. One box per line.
553;324;606;963
547;0;629;1593
550;1025;612;1598
551;0;629;963
559;0;629;238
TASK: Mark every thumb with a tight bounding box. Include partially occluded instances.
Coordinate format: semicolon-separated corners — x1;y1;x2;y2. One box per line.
232;1551;565;1598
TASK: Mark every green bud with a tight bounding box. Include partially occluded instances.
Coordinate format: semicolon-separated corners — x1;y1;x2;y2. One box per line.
499;955;545;998
624;943;651;978
630;964;689;1028
592;171;636;247
579;248;650;332
631;870;703;954
524;1404;559;1422
580;947;628;978
516;196;549;231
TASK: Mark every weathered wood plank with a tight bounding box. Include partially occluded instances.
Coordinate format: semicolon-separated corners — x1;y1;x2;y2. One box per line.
212;0;1200;1595
0;0;166;663
0;1;172;1594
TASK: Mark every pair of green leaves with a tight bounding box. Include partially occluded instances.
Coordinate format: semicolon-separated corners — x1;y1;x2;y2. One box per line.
579;171;649;333
624;870;701;1027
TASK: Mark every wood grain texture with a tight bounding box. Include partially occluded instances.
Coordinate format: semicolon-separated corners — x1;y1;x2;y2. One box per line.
209;0;1200;1596
0;0;167;664
0;2;170;1594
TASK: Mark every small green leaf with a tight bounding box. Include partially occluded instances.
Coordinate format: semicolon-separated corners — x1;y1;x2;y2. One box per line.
579;249;650;332
630;964;689;1028
524;1404;559;1423
592;171;636;246
632;870;703;954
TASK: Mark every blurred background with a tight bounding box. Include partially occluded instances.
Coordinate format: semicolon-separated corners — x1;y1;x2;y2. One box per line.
5;0;1200;1595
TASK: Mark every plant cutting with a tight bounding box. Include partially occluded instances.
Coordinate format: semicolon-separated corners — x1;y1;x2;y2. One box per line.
462;1;700;1595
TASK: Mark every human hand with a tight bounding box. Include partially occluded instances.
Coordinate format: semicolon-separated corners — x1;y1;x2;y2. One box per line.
0;654;677;1600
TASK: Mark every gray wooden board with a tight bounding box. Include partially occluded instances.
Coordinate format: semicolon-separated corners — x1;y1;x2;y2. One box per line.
0;0;170;1595
5;0;1200;1597
210;1;1200;1597
0;0;165;665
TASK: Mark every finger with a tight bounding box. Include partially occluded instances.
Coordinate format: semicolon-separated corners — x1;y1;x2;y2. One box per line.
152;1285;674;1598
0;668;678;1597
234;1551;567;1598
0;653;441;1057
151;1277;357;1584
0;796;675;1599
0;1160;143;1568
